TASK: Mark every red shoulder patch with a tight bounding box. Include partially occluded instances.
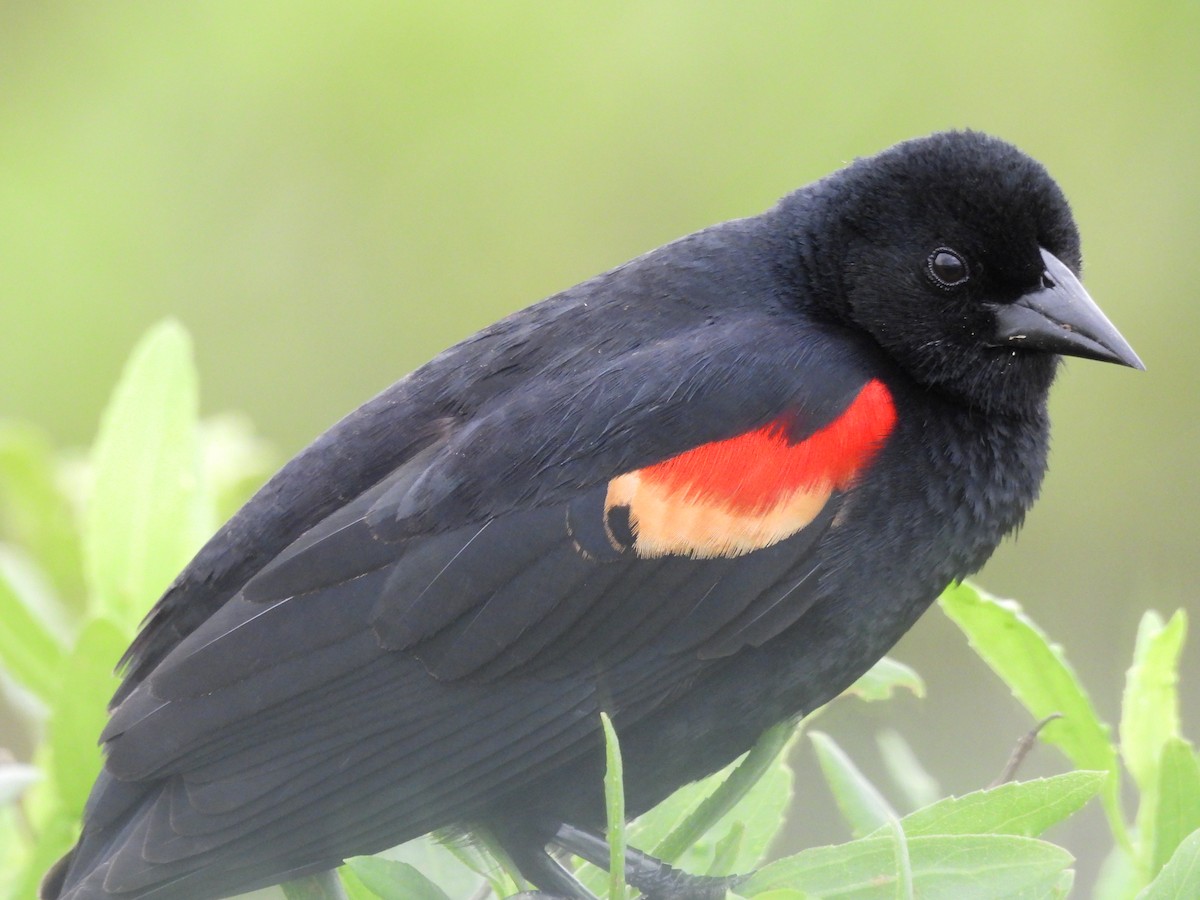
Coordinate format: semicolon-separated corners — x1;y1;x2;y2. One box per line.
638;378;896;512
605;379;896;558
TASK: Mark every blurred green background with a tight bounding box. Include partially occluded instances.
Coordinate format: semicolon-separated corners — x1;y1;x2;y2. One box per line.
1;0;1196;892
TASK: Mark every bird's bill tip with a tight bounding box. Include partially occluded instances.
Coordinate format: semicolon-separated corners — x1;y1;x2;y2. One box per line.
990;248;1144;370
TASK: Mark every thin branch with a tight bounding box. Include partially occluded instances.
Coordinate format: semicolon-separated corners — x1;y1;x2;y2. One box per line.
989;713;1063;787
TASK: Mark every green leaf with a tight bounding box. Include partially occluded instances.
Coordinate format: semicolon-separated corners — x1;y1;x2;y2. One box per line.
1136;828;1200;899
7;802;77;900
1152;739;1200;877
374;836;489;900
337;865;380;900
652;719;797;865
0;805;23;889
47;617;127;818
876;729;940;811
1052;869;1076;898
437;834;521;898
610;768;727;865
0;422;86;609
843;656;925;702
809;731;897;838
690;745;795;878
1094;845;1142;900
887;815;914;900
707;821;745;877
1122;610;1186;793
938;582;1123;835
0;555;68;703
83;320;210;628
1122;610;1188;875
742;833;1073;898
579;721;797;895
717;741;795;874
884;770;1106;838
600;712;627;900
344;857;452;900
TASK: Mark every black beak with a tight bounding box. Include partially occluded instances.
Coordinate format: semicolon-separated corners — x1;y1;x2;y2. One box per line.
990;248;1144;369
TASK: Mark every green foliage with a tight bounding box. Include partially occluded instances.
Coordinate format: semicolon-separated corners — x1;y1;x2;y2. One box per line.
0;559;67;704
1122;612;1186;795
0;323;1196;899
600;712;628;900
572;718;800;898
0;423;86;610
1135;828;1200;900
45;620;126;820
809;731;899;838
939;582;1124;835
840;656;924;702
940;585;1200;898
343;859;451;900
0;323;275;898
82;319;209;626
743;833;1075;899
875;729;940;810
1151;739;1200;876
890;771;1107;839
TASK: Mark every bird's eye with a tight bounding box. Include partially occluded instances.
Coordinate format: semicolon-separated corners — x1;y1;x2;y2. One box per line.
927;248;970;289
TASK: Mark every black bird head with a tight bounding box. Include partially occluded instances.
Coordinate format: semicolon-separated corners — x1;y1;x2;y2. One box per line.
792;130;1142;413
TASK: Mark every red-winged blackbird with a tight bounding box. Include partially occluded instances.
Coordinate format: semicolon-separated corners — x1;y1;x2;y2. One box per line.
45;131;1142;900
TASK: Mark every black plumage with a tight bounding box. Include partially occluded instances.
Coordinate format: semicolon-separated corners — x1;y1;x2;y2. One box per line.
45;131;1141;900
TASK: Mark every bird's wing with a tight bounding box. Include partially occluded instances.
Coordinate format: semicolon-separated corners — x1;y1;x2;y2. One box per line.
80;316;895;896
169;313;893;683
111;213;774;701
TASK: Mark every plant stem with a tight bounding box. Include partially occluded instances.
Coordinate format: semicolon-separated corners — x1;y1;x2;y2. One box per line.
652;718;798;864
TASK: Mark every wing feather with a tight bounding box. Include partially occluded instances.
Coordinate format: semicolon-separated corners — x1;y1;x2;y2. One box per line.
71;316;893;899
